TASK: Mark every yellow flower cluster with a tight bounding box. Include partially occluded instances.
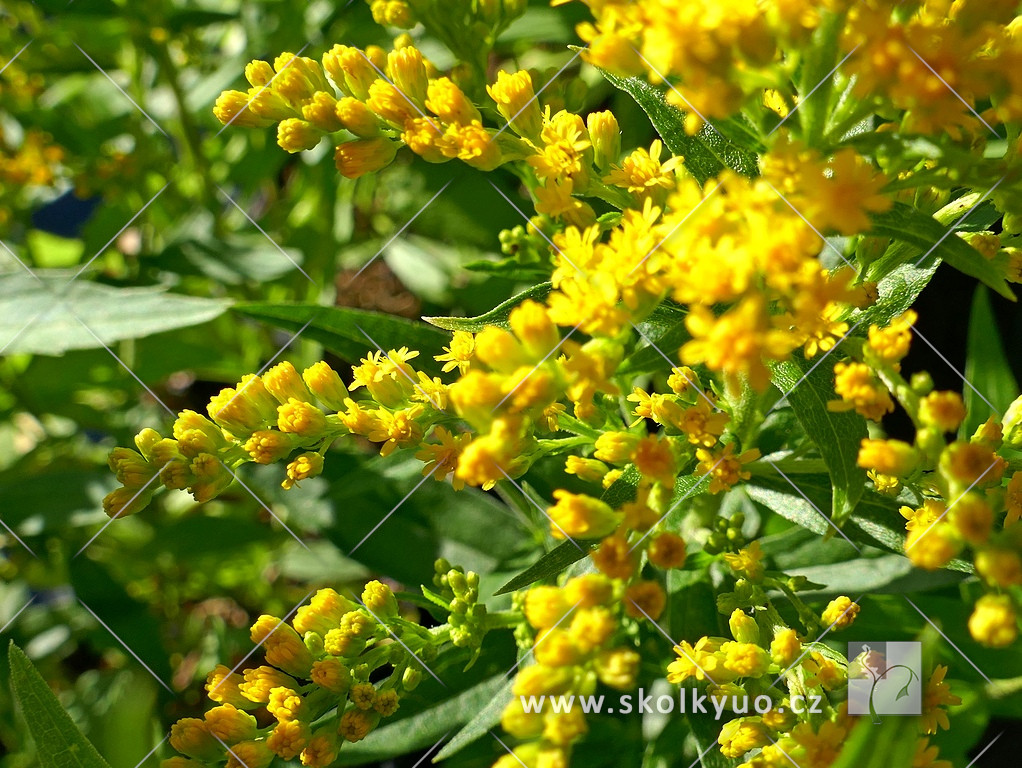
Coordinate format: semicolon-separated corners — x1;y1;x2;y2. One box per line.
842;0;1022;136
103;361;353;516
667;599;960;768
163;582;421;767
496;574;639;768
829;310;1022;648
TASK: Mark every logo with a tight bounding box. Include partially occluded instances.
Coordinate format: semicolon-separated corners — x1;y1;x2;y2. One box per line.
847;641;922;722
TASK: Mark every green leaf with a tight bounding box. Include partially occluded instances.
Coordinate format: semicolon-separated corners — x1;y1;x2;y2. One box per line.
233;303;450;374
830;712;917;768
850;258;941;329
8;642;113;768
493;539;593;596
771;353;868;525
596;67;760;184
618;303;689;377
798;10;843;145
336;674;507;764
963;285;1019;437
866;201;1015;300
431;677;514;761
0;272;231;356
424;283;552;332
686;714;740;768
746;473;972;572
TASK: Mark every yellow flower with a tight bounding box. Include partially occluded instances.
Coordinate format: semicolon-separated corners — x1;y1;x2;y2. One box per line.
547;490;621;539
282;451;325;490
682;297;796;392
435;331;475;374
603;140;682;203
277;398;328;437
563;574;613;607
857;438;918;477
695;444;761;494
919;391;966;432
721;642;771;678
968;594;1018;648
338;709;379;743
647;532;688;569
717;718;771;759
595;647;641;690
920;665;961;734
770;628;802;667
624;580;666;620
975;547;1022;587
829;361;894;421
632;434;676;485
268;719;310;758
722;541;764;580
415;426;468;490
820;596;859;629
866;310;916;368
169;718;221;762
277;118;322;153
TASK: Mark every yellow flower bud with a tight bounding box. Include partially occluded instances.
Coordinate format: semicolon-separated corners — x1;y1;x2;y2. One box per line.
311;657;352;694
188;453;234;503
425;77;480;125
244;430;297;464
919;391;966;433
373;688;400;716
729;609;759;644
586;111;620;171
102;485;155;519
245;60;275;87
338;708;379;742
509;299;560;358
334;137;398;179
543;708;587;746
770;628;801;667
624;580;666;620
206;665;256;709
302;91;343;132
595;647;640;690
593;431;640;464
322;45;376;100
226;741;274;768
511;664;575;697
267;686;303;722
240;666;298;704
267;719;310;759
524;586;570;629
205;703;258;744
563;574;613;607
246;86;296;121
857;438;919;477
169;718;221;762
386;46;429;106
362;580;399;617
107;447;156;488
487;70;542;140
548;489;621;540
300;731;339;768
213;90;272;128
277;398;328;437
173;410;225;456
718;718;771;759
569;606;616;652
500;698;545;738
294;588;357;635
302;361;349;410
277;118;322;153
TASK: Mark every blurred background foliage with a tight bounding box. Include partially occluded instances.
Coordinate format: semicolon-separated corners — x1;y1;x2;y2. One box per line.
1;1;1020;767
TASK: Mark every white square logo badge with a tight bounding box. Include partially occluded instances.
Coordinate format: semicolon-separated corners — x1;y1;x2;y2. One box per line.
847;641;922;721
